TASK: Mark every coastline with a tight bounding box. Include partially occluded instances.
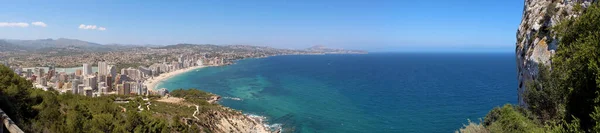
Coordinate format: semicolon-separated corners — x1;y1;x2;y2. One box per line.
147;64;279;133
144;65;206;92
147;61;281;132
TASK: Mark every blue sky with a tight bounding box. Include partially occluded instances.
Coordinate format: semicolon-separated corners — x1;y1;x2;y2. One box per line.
0;0;523;52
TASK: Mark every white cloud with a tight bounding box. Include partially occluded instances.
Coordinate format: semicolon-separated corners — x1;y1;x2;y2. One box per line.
79;24;106;31
31;21;47;27
0;22;29;27
79;24;96;29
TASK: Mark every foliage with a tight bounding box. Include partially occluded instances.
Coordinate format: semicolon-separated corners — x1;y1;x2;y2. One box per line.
483;104;545;133
524;65;565;122
455;119;489;133
170;88;213;99
551;2;600;130
574;3;583;14
0;63;42;127
461;2;600;132
0;65;227;132
170;88;215;106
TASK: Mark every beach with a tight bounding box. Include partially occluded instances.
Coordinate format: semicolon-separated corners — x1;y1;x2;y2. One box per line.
144;65;206;91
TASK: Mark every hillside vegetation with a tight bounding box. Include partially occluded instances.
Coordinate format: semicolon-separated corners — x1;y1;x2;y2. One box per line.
0;64;259;132
458;2;600;133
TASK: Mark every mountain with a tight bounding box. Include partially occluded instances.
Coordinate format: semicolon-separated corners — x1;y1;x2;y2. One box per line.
515;0;594;106
0;38;368;55
3;38;112;51
305;45;367;54
0;40;26;52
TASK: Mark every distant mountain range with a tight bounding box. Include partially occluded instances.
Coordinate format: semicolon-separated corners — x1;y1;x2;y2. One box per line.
1;38;113;52
305;45;367;54
0;38;366;54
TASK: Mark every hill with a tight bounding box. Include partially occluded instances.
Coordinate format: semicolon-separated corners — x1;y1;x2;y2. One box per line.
305;45;367;54
0;64;271;132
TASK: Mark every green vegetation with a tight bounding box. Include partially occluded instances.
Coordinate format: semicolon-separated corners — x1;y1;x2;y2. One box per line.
484;105;545;132
574;3;583;14
0;64;239;132
459;2;600;132
115;62;149;72
169;88;238;115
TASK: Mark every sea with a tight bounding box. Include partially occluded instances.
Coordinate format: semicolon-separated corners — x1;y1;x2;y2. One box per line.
156;53;517;133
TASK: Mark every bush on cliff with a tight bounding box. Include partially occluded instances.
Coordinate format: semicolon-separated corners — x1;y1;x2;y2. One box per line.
459;1;600;132
483;104;544;133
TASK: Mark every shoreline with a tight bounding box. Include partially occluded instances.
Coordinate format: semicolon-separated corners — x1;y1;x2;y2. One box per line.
144;65;206;92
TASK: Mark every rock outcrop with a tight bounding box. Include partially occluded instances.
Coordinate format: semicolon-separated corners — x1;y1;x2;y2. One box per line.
516;0;594;106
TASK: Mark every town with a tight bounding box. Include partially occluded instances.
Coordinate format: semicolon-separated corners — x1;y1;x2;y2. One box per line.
2;54;212;97
0;42;367;98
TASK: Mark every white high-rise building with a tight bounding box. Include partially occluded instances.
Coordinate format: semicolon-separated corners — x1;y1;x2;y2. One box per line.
98;61;108;76
36;68;45;85
83;63;92;76
197;59;203;66
178;55;184;63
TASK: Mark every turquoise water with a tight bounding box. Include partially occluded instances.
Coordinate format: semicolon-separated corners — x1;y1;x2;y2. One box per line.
157;53;517;133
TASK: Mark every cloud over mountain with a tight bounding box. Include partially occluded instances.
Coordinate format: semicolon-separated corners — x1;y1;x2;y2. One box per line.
31;21;47;27
0;22;29;27
79;24;106;31
0;21;47;28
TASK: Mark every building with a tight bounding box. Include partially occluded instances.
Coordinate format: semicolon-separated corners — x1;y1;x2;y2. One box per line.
98;61;108;76
75;69;82;76
58;73;68;82
84;87;93;97
123;82;131;95
106;76;113;92
56;81;64;89
98;81;107;95
46;69;55;81
83;75;97;90
116;84;124;95
138;66;151;78
98;81;106;92
99;86;107;95
39;78;47;86
108;65;117;78
36;68;45;85
77;84;85;95
62;82;72;92
178;55;184;63
71;80;80;94
122;68;141;80
197;59;203;66
98;75;106;83
83;63;92;76
26;69;32;78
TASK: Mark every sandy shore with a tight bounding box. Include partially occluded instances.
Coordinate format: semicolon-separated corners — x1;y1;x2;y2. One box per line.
144;65;206;92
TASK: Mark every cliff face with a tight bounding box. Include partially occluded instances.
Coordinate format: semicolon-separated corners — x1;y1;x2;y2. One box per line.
516;0;593;106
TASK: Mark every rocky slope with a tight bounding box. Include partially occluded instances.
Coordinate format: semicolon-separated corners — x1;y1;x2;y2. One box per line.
155;95;274;133
516;0;593;106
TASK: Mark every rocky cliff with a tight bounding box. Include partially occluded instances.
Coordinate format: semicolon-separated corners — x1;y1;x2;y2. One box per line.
516;0;593;106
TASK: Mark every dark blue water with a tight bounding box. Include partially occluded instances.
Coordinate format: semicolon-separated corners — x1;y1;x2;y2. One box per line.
157;53;517;133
